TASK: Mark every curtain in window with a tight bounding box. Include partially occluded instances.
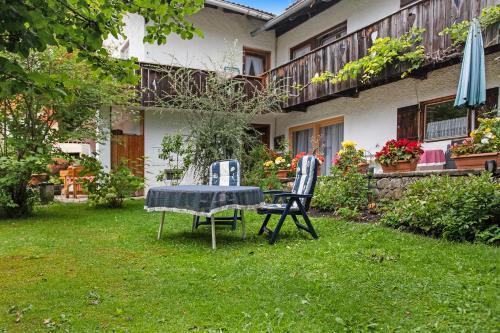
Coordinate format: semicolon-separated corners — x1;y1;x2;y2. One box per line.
293;128;313;156
244;55;264;76
320;123;344;175
425;116;468;140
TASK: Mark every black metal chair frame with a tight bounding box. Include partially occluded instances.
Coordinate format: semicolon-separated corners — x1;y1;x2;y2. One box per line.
192;159;242;231
258;191;318;244
192;209;242;231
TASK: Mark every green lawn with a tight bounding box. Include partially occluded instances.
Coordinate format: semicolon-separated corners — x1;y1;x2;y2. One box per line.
0;200;498;332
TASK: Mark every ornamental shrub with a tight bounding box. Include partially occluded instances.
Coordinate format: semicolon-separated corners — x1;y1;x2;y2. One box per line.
380;173;500;244
81;157;143;208
311;167;369;214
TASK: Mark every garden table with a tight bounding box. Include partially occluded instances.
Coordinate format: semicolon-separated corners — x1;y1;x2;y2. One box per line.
145;185;264;249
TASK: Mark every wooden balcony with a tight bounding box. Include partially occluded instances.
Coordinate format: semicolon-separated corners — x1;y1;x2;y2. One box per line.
138;64;265;107
266;0;499;111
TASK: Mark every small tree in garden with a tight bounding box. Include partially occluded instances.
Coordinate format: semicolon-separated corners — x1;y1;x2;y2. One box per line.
81;156;143;208
152;64;286;182
0;48;134;217
157;133;193;185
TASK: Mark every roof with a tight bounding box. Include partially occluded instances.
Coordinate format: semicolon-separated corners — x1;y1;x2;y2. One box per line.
205;0;275;21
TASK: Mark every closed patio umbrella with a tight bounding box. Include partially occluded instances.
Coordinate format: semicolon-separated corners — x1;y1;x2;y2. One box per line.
454;19;486;107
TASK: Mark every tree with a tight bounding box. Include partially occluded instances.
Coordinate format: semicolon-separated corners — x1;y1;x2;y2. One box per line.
0;0;204;217
0;48;135;217
0;0;204;91
151;64;286;182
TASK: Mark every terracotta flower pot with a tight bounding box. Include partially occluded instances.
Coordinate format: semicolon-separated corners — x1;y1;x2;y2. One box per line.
381;160;417;173
452;152;500;170
277;169;292;179
358;162;369;174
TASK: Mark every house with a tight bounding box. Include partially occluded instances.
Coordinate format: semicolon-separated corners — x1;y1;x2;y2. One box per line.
99;0;500;189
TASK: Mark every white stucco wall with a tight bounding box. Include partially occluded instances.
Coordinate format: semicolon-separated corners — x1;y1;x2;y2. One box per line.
267;52;500;164
106;7;275;72
275;0;400;66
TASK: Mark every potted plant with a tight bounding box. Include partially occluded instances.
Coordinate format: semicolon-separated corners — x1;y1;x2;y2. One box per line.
375;139;423;173
291;151;325;174
263;154;292;179
451;117;500;170
333;140;368;173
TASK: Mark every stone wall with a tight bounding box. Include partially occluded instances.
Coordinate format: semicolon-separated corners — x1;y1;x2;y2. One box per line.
371;169;488;200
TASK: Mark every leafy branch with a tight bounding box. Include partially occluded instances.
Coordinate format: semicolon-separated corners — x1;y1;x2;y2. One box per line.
439;5;500;46
311;28;426;86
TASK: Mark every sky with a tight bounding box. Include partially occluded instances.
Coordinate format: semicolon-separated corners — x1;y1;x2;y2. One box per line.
235;0;295;14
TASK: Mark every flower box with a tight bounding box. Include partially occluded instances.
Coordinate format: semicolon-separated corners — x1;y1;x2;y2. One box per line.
381;160;418;173
276;169;292;179
452;152;500;170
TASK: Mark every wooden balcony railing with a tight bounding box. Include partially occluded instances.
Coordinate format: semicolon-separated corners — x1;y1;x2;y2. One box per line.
138;64;265;107
266;0;499;110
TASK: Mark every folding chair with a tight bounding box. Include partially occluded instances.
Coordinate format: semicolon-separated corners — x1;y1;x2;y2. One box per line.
257;155;319;244
192;159;243;230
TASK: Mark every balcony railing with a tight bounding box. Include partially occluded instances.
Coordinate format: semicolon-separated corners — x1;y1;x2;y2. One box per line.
266;0;499;110
138;64;265;107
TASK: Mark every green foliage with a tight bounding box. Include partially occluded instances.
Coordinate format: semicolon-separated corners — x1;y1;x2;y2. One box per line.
440;6;500;45
153;65;286;183
451;116;500;156
0;155;45;217
0;48;134;216
311;28;425;85
333;140;367;172
241;144;283;190
82;158;143;208
312;167;369;213
0;0;204;91
156;133;192;185
381;173;500;244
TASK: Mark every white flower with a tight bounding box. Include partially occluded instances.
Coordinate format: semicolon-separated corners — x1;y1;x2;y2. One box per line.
481;138;489;144
485;132;493;139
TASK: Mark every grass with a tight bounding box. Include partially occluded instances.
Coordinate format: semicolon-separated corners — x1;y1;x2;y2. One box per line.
0;200;498;332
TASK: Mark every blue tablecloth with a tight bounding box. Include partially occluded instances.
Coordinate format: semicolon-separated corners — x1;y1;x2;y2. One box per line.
145;185;264;217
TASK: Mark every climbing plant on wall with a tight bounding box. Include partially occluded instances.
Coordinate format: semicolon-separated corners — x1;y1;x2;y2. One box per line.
311;28;426;86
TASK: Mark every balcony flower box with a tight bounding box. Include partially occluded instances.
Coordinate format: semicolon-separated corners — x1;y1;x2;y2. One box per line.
376;139;423;173
450;117;500;170
452;152;500;170
381;160;418;173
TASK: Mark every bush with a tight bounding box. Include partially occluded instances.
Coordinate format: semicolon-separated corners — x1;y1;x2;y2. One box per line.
380;173;500;244
81;157;143;208
241;144;283;190
311;167;369;213
0;156;45;217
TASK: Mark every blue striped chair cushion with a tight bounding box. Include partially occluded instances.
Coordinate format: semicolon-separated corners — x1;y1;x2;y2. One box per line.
291;155;317;203
209;160;240;186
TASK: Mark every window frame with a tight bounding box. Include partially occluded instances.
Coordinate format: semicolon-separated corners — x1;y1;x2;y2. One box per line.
242;47;271;76
290;21;347;60
421;95;471;143
288;116;344;153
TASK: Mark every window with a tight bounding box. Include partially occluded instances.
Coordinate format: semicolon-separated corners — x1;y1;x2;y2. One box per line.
424;99;468;141
243;48;270;76
396;88;499;142
289;117;344;175
317;21;347;47
291;43;312;60
290;21;347;60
